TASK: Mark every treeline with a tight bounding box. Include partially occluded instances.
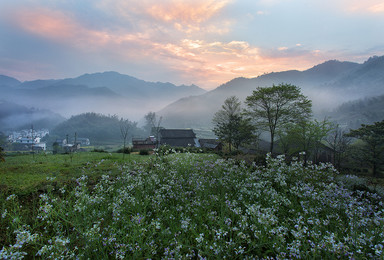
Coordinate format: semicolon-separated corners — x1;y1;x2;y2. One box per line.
212;83;384;177
331;94;384;129
49;112;145;145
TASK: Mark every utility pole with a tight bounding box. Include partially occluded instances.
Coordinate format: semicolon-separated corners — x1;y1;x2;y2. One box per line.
31;124;35;159
74;132;77;150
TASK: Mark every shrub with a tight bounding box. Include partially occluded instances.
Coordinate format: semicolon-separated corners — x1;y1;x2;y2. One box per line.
116;147;131;154
139;149;149;155
92;148;107;153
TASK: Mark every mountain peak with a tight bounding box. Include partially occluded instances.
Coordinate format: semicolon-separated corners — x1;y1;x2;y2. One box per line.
306;59;359;77
0;75;21;87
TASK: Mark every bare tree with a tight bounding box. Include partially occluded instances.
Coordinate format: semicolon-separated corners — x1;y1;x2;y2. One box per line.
144;112;162;148
326;124;351;170
120;118;131;160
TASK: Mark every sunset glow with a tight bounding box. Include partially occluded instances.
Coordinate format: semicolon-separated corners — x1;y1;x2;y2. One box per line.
0;0;383;89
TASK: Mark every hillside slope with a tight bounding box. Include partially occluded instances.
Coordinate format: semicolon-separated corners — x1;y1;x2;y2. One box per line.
159;56;384;129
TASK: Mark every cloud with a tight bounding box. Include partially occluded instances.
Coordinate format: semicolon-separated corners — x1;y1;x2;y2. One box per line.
146;0;229;24
1;1;381;89
329;0;384;14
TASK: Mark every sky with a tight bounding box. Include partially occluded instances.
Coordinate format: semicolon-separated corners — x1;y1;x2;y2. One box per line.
1;0;384;90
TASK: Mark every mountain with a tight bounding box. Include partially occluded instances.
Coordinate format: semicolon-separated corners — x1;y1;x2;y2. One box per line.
0;72;206;129
0;100;65;131
0;75;21;87
325;94;384;129
159;55;384;129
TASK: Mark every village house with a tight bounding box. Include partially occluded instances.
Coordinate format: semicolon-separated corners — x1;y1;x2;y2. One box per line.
159;129;199;147
132;136;156;150
198;139;222;151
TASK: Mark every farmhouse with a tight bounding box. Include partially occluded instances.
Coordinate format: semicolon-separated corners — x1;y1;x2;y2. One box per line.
132;136;156;150
199;139;222;151
159;129;199;147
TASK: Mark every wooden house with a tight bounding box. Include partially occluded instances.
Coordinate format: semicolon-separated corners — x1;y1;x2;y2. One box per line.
159;129;199;147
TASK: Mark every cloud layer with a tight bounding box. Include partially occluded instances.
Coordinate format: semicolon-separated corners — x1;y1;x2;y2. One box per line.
0;0;383;89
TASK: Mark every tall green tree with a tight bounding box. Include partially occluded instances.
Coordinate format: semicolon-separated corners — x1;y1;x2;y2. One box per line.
245;83;312;153
212;96;254;152
347;120;384;177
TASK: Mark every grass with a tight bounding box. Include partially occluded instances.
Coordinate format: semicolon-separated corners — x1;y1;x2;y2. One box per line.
0;152;150;195
0;151;383;258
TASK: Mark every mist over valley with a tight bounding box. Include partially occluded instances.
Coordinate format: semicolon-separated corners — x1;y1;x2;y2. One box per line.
1;55;384;135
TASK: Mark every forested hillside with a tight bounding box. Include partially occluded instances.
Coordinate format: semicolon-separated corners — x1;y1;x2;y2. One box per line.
50;113;144;145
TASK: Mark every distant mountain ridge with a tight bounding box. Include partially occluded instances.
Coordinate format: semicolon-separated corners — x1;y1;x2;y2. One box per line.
1;56;383;132
0;71;206;125
159;55;384;129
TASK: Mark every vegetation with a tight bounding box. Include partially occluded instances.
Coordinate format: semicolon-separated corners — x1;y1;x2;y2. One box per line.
245;84;312;153
278;119;331;164
347;120;384;177
1;152;383;258
119;118;132;161
51;112;144;145
212;96;255;152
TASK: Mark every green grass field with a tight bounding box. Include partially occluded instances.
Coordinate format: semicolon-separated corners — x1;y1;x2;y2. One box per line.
0;152;150;195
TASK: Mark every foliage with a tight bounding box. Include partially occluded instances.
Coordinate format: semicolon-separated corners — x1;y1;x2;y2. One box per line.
0;146;5;162
213;96;255;152
347;120;384;176
0;132;6;161
116;147;131;154
279;119;331;164
325;123;352;170
245;84;312;153
51;112;143;145
139;149;149;155
1;154;383;258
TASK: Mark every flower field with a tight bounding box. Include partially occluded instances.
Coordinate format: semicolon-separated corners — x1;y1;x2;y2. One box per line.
1;152;384;259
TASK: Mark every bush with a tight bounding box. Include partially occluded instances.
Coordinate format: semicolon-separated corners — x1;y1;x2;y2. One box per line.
116;147;131;154
0;146;5;162
92;148;107;153
139;149;149;155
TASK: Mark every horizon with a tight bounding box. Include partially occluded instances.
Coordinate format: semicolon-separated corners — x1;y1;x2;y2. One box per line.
1;56;377;90
1;1;384;90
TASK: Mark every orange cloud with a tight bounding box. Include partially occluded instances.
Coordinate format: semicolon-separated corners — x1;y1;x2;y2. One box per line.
335;0;384;14
146;0;229;24
16;8;77;40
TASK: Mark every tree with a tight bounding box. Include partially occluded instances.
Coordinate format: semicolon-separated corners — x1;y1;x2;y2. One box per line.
326;123;351;170
347;120;384;177
0;147;5;162
280;119;331;164
0;132;5;162
143;112;162;147
120;118;131;160
245;83;312;153
212;96;254;152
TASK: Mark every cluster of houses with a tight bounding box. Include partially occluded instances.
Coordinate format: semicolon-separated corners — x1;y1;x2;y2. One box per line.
132;129;222;151
53;136;91;153
7;129;49;151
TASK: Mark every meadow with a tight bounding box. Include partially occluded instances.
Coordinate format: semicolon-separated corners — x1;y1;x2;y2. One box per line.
0;150;383;259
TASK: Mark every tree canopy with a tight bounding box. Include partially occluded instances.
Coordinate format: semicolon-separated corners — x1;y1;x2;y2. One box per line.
347;120;384;176
245;83;312;153
212;96;254;152
51;112;142;145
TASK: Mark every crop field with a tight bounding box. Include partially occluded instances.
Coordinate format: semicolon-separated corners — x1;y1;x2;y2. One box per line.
1;151;383;258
